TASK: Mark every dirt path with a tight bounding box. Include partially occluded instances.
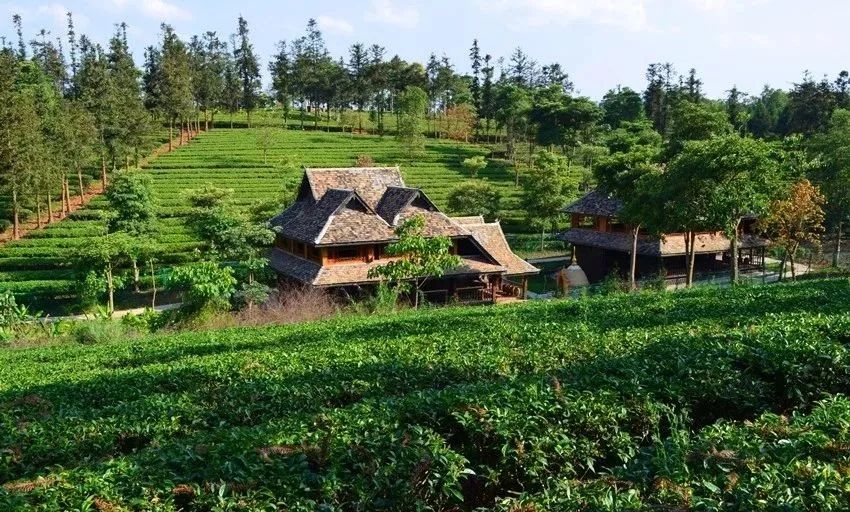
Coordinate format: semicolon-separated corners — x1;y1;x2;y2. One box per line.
0;129;202;244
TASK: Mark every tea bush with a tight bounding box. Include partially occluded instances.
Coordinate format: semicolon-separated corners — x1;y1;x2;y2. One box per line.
3;279;849;510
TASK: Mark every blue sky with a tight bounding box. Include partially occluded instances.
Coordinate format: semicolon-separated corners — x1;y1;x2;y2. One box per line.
1;0;847;100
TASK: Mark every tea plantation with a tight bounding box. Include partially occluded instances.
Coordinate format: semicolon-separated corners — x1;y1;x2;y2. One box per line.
3;278;850;510
0;128;529;308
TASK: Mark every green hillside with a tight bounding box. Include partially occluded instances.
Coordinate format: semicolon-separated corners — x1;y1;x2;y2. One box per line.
3;278;850;510
0;128;539;308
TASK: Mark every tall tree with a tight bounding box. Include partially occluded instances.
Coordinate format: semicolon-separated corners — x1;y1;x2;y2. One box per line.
601;86;643;128
269;40;293;125
157;24;193;149
233;15;261;127
469;39;482;120
808;109;850;266
396;85;427;158
760;179;825;280
670;134;782;283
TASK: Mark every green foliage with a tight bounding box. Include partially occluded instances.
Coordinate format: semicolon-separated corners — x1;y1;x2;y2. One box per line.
105;171;156;235
461;155;487;177
185;183;233;209
368;214;461;307
397;86;428;158
166;261;237;311
1;279;850;509
234;281;271;309
522;151;578;233
447;180;501;221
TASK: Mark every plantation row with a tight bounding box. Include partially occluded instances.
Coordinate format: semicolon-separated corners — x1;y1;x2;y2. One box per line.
2;278;850;509
0;127;537;307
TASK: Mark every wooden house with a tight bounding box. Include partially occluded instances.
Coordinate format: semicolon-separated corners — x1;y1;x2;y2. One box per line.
561;190;769;283
268;167;539;303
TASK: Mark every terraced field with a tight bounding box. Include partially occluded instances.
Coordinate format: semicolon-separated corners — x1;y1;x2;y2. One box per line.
0;128;532;309
3;278;850;510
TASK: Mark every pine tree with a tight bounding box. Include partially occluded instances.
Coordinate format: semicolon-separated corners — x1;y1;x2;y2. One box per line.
481;54;494;140
347;42;370;132
233;15;261;127
158;24;193;149
469;39;482;118
106;24;148;167
269;40;292;125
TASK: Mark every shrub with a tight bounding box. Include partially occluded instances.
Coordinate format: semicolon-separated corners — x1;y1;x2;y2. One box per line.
166;262;237;312
461;155;487;177
70;319;126;344
233;281;272;310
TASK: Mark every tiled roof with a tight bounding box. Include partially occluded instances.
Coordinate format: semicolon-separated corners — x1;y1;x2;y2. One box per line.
271;188;392;245
565;190;623;217
562;228;769;257
460;220;540;276
305;167;404;209
451;216;486;225
269;168;536;286
269;248;505;287
375;186;422;225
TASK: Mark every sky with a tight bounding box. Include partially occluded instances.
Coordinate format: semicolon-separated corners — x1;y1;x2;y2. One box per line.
1;0;848;101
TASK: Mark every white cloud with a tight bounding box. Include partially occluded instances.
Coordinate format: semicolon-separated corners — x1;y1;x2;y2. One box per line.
486;0;649;31
686;0;770;12
365;0;419;29
317;14;354;35
140;0;190;21
99;0;190;22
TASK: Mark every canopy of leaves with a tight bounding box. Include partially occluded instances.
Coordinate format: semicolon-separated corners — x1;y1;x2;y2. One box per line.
447;181;502;221
105;171;156;235
367;214;461;286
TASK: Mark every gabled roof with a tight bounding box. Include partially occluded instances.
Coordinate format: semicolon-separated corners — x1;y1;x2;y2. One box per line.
457;219;540;276
270;168;538;285
562;229;769;257
305;167;404;209
271;188;395;245
565;189;623;217
376;186;432;225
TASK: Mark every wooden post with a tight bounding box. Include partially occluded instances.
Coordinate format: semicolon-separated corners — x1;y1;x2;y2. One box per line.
521;277;528;299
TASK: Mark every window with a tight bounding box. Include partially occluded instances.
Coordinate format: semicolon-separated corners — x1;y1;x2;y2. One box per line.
307;245;321;262
332;246;362;262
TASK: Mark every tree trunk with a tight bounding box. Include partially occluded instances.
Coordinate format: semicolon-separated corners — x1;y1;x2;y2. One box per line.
630;225;641;291
204;112;209;132
778;251;787;281
149;259;157;308
107;261;114;314
169;120;173;151
61;178;68;216
132;258;140;292
36;198;43;229
834;222;843;267
12;188;20;240
101;154;107;189
247;110;252;128
789;244;798;280
730;220;741;285
230;112;233;129
77;167;85;200
126;154;130;170
46;191;53;224
686;231;696;287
